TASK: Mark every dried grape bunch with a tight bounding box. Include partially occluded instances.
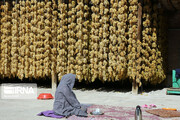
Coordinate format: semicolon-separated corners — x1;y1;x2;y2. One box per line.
140;0;166;84
51;0;58;77
57;0;68;80
109;0;118;81
43;0;52;77
0;2;11;77
29;0;37;78
127;0;142;85
18;0;26;79
24;0;31;78
140;0;160;84
0;4;2;74
75;0;89;81
108;0;128;81
141;0;152;82
116;0;128;80
98;0;109;81
35;0;45;78
82;0;89;81
11;1;20;77
75;0;84;81
90;0;100;82
67;0;76;75
153;4;166;84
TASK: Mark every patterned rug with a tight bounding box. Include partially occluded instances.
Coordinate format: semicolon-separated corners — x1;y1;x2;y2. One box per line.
146;109;180;118
67;105;161;120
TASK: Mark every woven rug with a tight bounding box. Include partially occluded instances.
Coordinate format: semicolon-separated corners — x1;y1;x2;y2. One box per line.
146;109;180;118
67;105;161;120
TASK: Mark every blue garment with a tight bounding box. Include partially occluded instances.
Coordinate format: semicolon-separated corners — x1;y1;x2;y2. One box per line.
175;69;180;78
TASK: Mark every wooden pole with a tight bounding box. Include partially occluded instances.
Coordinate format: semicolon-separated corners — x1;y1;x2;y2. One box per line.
52;72;57;92
132;80;138;94
137;1;142;42
132;0;142;94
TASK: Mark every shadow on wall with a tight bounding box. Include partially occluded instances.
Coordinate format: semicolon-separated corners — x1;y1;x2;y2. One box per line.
167;11;180;71
166;29;180;87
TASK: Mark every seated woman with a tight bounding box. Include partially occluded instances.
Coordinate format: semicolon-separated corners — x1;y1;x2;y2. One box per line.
53;73;88;117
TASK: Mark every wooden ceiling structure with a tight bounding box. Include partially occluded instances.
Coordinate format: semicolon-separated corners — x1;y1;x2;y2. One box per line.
159;0;180;29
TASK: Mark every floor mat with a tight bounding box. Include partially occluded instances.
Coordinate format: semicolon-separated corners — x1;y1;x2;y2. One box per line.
146;109;180;118
67;105;161;120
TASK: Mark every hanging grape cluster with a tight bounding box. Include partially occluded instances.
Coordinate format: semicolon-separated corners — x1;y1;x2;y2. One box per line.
0;0;167;85
57;0;68;80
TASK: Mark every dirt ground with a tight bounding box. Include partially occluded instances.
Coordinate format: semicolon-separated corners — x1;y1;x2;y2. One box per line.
0;87;180;120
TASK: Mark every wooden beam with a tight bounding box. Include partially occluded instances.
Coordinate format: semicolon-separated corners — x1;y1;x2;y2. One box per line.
132;80;139;94
132;0;143;94
137;1;142;41
52;72;57;92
